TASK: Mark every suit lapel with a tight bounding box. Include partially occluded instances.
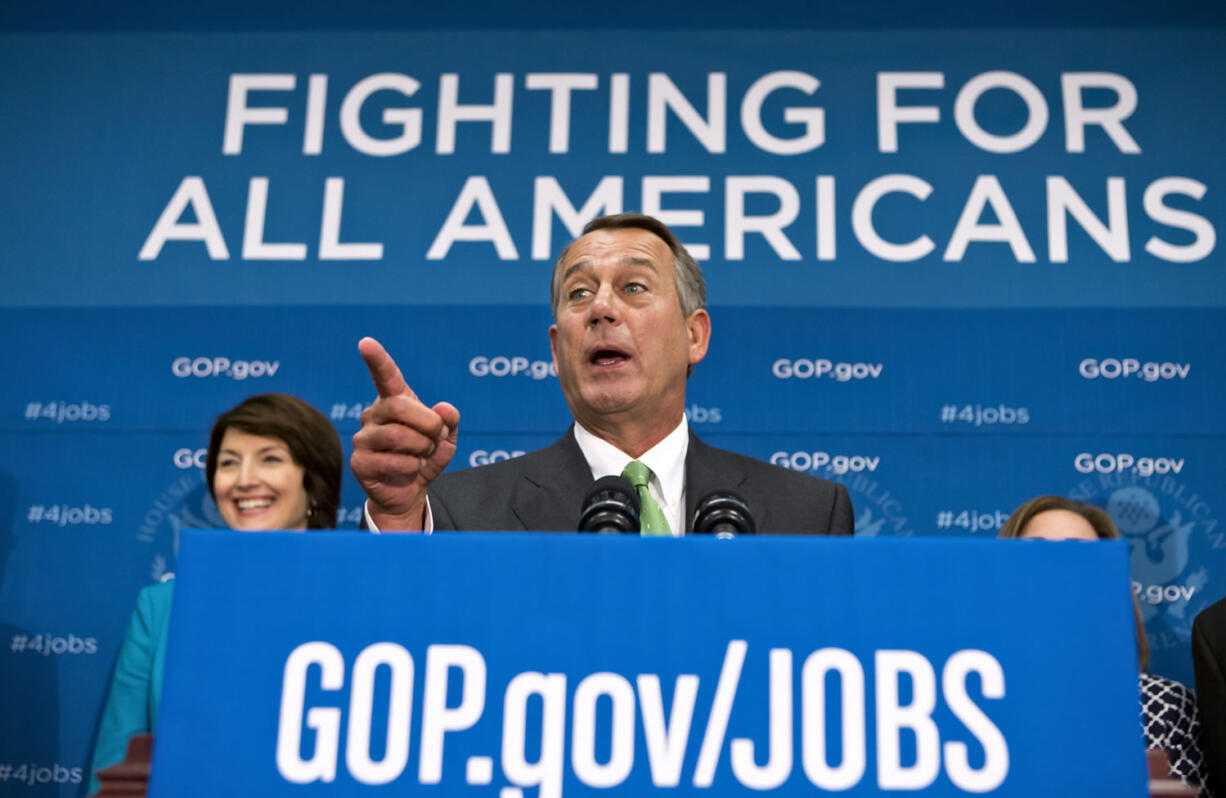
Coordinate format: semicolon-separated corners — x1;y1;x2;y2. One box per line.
510;428;594;531
684;432;756;533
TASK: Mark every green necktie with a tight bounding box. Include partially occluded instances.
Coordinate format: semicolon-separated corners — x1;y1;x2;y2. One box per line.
621;460;671;536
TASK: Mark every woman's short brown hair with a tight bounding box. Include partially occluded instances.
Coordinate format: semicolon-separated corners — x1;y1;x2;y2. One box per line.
205;394;342;529
997;494;1119;540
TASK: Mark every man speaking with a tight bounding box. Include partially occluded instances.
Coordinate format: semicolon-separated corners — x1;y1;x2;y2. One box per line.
352;213;853;535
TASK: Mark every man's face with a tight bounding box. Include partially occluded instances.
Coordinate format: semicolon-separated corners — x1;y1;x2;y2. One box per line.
550;228;710;433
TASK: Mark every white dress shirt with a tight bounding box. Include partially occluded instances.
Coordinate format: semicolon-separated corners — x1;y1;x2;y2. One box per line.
572;417;689;536
366;416;691;535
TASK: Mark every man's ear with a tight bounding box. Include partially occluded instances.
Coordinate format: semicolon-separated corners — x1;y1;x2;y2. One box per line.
685;309;711;366
549;324;559;367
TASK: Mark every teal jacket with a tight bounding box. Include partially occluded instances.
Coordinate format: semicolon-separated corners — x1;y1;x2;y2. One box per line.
89;579;173;793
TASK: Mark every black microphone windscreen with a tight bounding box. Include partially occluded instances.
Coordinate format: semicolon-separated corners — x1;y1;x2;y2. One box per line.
578;475;641;533
692;490;756;536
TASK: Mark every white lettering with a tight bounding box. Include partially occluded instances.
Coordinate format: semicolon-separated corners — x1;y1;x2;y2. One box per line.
741;71;825;155
571;673;636;787
138;177;229;260
339;73;422;157
877;72;943;153
817;176;836;260
608;73;630;153
642;176;711;261
944;175;1036;262
1143;178;1216;262
731;649;792;789
436;73;514;155
427;177;518;260
345;643;413;785
648;73;726;153
637;674;699;787
1047;177;1130;262
942;650;1009;792
525;73;599;153
223;73;294;155
276;642;344;784
1061;72;1140;154
242;177;307;260
319;178;383;260
531;176;623;260
303;74;328;155
852;175;935;261
418;645;486;784
502;672;566;798
954;71;1048;153
875;650;939;790
802;648;866;790
725;176;801;260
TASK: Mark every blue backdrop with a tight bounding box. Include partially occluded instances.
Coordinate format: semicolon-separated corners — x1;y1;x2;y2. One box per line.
0;3;1223;794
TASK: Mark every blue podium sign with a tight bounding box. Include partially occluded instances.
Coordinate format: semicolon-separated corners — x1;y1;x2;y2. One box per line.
151;531;1145;796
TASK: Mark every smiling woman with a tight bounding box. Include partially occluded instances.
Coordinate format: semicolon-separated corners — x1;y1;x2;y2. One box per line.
205;393;343;530
88;394;342;793
212;428;312;529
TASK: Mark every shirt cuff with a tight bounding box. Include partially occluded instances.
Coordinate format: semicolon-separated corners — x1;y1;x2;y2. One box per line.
363;499;433;534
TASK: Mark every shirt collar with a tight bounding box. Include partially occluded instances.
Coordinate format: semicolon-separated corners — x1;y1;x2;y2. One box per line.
572;416;690;501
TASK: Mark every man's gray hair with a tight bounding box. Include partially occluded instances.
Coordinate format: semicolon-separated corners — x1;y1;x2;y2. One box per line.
549;213;707;318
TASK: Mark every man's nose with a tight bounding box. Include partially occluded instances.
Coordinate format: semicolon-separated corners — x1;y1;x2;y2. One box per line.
588;284;618;325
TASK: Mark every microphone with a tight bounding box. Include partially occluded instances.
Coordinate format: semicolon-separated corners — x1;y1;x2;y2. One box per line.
692;491;755;537
579;475;640;533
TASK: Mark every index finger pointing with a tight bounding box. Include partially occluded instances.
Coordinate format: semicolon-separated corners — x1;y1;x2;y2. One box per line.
359;337;415;399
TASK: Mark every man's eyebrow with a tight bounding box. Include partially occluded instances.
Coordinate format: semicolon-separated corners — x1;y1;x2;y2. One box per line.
561;256;659;283
622;256;659;273
561;261;589;283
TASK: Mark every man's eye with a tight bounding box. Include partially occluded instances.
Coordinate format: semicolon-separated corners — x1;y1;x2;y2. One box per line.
625;282;646;293
568;286;591;300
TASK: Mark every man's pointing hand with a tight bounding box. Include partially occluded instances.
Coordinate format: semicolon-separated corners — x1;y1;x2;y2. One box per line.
350;337;459;530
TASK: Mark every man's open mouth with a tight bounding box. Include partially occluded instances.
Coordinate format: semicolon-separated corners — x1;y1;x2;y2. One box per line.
590;347;630;366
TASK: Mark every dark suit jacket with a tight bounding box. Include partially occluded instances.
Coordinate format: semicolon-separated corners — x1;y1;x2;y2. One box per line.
1192;596;1226;796
430;428;853;534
